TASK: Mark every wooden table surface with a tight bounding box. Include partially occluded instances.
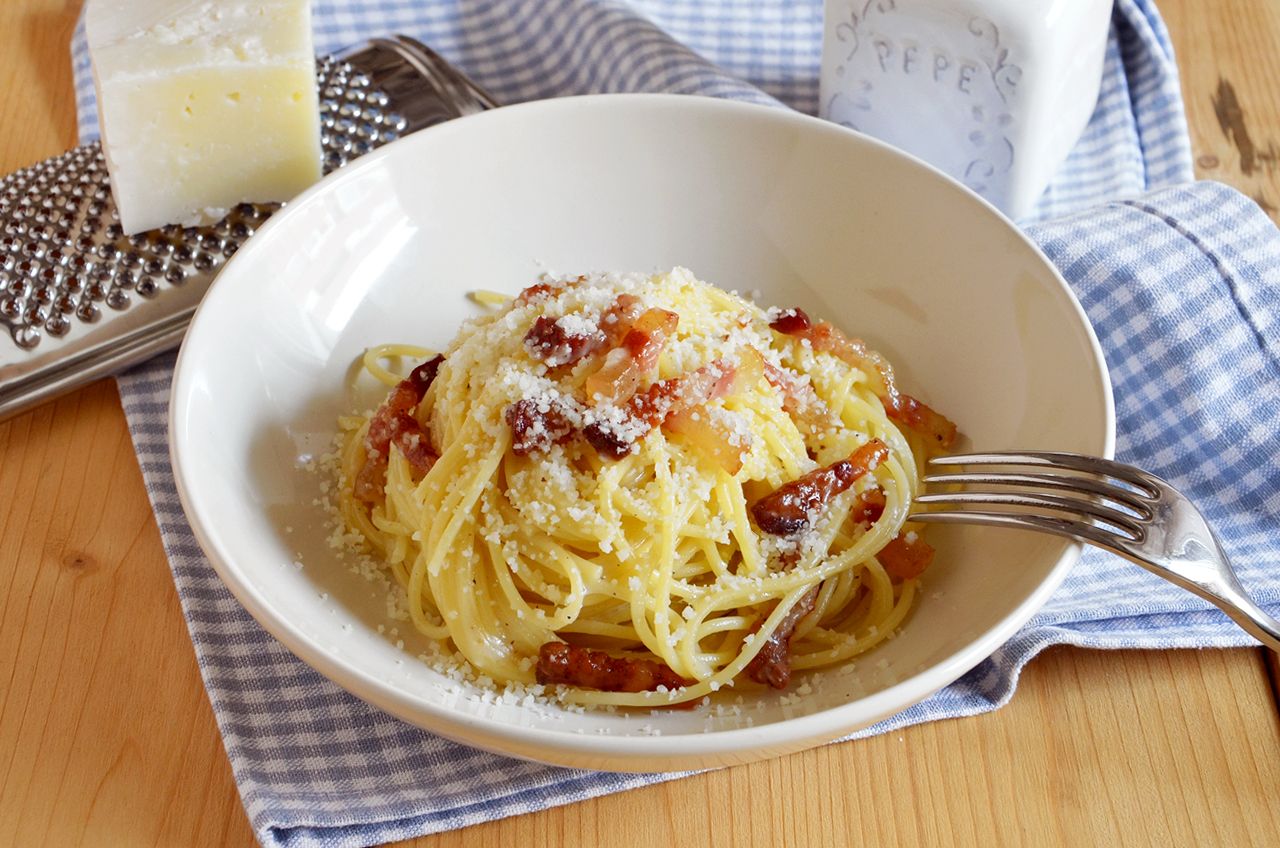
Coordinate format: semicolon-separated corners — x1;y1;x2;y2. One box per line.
2;2;1278;846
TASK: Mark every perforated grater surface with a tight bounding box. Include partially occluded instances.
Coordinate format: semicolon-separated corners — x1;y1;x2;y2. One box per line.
0;36;496;420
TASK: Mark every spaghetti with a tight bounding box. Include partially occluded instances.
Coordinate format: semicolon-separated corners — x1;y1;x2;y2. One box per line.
333;268;957;708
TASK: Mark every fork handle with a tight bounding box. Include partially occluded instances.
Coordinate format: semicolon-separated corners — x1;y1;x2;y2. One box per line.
1124;553;1280;653
1199;577;1280;653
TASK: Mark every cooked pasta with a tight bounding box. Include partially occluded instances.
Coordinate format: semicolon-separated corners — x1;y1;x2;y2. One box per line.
332;268;957;707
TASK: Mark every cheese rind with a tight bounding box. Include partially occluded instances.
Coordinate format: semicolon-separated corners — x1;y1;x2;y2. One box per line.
86;0;322;235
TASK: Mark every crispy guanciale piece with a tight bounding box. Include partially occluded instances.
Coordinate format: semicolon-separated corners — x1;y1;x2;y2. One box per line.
506;397;578;455
514;276;584;305
761;357;834;435
535;641;691;693
663;407;745;474
583;357;738;459
514;282;556;304
509;340;740;461
878;532;935;580
751;439;890;536
377;412;436;469
851;487;887;525
766;307;812;335
355;355;444;503
662;351;763;473
630;358;738;428
404;355;443;396
769;308;957;448
599;293;644;345
884;393;956;446
828;483;933;578
523;315;607;368
745;585;820;690
353;458;388;505
583;307;679;403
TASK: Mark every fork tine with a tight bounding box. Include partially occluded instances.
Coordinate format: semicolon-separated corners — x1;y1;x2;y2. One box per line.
907;510;1136;557
913;490;1145;538
928;451;1161;498
921;471;1154;517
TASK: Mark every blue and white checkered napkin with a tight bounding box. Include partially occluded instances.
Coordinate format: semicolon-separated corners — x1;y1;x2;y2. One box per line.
70;2;1280;846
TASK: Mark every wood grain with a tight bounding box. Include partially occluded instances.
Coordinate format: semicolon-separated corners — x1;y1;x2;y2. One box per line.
0;382;257;848
1266;652;1280;715
0;0;81;171
400;647;1280;848
1162;0;1280;219
0;2;1277;848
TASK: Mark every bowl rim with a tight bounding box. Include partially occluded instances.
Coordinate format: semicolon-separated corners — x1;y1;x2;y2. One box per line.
169;92;1116;769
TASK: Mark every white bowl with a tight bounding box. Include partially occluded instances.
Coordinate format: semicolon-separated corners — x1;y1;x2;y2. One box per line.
170;94;1113;772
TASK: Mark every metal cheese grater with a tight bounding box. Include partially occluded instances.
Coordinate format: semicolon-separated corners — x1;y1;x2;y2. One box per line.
0;36;496;420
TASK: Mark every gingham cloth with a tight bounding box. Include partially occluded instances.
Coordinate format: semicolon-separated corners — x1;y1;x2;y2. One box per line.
69;3;1280;847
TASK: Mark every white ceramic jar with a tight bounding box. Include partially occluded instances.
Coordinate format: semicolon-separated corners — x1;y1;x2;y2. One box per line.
820;0;1112;219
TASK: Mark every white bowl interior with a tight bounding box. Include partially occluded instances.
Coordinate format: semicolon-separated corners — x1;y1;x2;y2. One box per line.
171;94;1112;771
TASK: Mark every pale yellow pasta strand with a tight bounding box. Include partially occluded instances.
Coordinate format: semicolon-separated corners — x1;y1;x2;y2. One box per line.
334;269;940;708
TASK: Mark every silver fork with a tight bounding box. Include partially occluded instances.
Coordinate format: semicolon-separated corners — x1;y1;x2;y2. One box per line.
909;451;1280;652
